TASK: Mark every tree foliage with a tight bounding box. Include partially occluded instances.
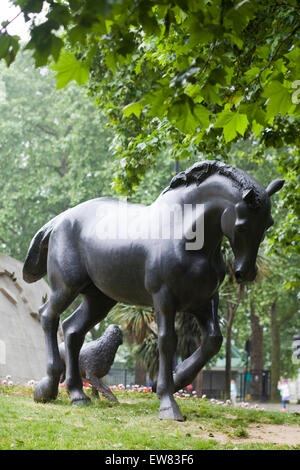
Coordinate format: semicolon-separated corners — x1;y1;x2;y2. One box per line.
0;50;113;260
1;2;299;155
1;0;298;253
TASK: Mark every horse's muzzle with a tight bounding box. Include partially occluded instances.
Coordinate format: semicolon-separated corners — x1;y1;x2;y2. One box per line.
235;266;258;284
235;270;245;283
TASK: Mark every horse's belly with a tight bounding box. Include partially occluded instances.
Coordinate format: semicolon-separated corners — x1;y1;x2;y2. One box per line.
95;279;153;306
83;241;153;306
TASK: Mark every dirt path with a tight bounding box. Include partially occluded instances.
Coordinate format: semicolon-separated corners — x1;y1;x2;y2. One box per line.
245;423;300;446
203;423;300;446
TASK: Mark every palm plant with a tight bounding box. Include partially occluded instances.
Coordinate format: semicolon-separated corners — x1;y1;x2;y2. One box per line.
109;303;202;382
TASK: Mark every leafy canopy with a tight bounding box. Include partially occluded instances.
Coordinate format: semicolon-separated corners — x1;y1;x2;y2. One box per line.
1;1;299;144
0;50;113;260
0;1;299;253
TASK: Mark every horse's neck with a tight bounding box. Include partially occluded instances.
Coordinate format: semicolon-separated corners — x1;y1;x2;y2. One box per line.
158;175;240;212
156;175;241;251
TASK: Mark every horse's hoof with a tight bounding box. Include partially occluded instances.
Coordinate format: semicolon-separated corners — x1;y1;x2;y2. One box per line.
70;391;91;406
159;406;185;421
34;376;58;403
159;396;185;421
72;398;91;406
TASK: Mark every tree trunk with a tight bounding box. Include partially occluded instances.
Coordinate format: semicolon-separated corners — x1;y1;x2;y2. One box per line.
225;285;244;399
250;298;264;401
135;360;147;386
225;306;233;399
193;369;203;397
270;300;281;402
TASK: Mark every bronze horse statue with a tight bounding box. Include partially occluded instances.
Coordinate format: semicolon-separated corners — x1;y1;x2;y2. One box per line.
23;161;284;421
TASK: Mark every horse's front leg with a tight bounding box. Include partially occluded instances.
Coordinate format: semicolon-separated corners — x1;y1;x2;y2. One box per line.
154;289;184;421
173;294;223;391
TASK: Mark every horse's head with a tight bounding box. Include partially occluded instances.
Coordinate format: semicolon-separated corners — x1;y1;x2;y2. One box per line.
221;178;285;283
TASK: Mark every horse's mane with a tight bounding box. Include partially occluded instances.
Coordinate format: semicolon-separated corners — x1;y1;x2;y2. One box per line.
163;160;266;208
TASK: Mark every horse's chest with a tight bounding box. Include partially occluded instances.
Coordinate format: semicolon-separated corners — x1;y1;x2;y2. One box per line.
167;255;225;306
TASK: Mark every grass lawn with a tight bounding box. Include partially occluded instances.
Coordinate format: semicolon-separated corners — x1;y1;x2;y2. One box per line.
0;384;299;450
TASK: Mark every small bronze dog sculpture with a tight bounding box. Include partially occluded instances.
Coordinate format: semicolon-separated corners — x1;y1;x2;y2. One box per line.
59;324;123;401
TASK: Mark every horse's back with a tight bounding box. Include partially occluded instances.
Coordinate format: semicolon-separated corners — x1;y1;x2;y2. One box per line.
46;197;153;305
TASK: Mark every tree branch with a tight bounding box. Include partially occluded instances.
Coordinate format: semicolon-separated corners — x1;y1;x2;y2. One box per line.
0;11;22;34
278;304;299;326
35;123;59;138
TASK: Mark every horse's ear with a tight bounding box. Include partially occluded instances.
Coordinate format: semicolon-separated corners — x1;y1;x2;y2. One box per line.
242;188;255;205
266;179;285;197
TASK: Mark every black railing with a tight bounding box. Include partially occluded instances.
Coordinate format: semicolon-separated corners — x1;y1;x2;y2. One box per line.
239;369;270;402
103;367;135;387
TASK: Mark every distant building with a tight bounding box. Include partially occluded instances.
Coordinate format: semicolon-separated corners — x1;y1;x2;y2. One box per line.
201;344;245;399
0;252;51;383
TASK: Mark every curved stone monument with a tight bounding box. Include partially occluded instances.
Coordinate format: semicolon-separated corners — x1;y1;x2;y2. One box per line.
0;252;51;383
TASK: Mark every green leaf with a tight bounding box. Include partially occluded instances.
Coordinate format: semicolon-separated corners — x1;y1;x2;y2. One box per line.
0;34;20;66
139;12;160;35
16;0;44;15
0;34;10;59
252;120;264;137
193;104;211;129
262;80;293;119
256;45;269;60
168;99;195;134
25;20;64;66
224;2;256;35
105;52;117;73
200;84;222;106
239;103;267;127
244;66;261;81
50;50;89;89
145;88;169;119
214;111;249;142
123;100;145;118
47;3;71;28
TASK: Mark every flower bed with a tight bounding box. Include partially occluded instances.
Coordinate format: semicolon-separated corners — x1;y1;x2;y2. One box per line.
0;375;265;410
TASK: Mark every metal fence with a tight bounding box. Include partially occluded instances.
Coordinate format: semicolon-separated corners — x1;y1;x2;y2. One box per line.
201;389;226;400
102;366;135;387
102;366;271;402
239;370;270;402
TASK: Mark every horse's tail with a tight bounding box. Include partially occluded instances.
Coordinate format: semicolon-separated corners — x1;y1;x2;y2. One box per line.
23;217;57;283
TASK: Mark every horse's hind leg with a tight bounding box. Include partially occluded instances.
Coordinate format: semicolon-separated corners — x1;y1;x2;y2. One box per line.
34;288;77;403
62;285;116;405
